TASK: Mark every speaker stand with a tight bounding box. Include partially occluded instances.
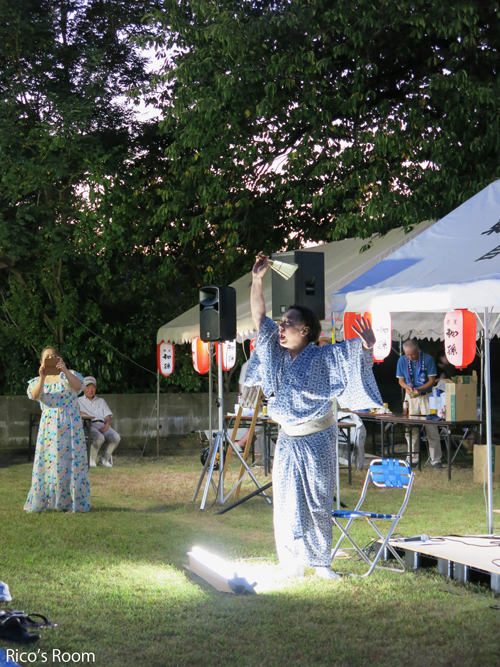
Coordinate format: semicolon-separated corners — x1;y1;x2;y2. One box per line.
192;343;271;510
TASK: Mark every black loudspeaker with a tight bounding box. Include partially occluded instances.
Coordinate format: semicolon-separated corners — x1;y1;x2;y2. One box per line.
199;285;237;342
271;251;325;321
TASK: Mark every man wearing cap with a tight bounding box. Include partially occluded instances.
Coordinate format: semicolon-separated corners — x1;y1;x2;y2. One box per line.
78;377;120;468
397;339;442;469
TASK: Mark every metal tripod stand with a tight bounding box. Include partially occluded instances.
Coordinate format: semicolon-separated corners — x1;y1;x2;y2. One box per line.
192;343;271;510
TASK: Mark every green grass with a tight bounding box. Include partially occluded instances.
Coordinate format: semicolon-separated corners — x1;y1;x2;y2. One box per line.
1;453;500;666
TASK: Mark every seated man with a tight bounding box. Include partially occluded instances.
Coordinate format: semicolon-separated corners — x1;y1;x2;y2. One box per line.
78;376;120;468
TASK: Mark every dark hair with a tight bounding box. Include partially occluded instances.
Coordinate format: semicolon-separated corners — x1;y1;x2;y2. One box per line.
40;346;62;361
288;305;322;344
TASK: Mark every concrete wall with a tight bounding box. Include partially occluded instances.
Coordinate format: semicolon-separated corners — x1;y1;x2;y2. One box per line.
3;383;499;452
0;392;239;451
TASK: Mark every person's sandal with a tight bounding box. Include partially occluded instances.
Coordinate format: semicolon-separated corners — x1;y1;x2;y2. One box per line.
18;613;57;629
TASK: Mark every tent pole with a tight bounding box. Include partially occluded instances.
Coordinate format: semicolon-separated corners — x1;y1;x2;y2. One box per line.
479;330;484;443
217;345;224;505
334;398;340;510
483;308;494;534
208;343;213;445
156;370;160;459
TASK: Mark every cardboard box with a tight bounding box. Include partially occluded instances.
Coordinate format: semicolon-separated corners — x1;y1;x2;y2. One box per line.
445;376;477;422
474;445;500;483
453;373;478;385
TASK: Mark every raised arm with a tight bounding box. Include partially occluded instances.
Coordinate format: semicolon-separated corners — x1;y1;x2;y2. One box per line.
251;252;269;332
56;357;82;393
30;365;46;401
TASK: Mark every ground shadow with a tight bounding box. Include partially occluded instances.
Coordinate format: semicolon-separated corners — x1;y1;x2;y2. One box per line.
89;503;190;514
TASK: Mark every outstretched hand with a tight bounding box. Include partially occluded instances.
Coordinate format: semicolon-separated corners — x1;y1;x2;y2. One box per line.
352;316;376;350
252;252;269;279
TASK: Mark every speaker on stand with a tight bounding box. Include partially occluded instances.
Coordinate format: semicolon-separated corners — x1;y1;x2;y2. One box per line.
271;250;325;321
193;285;270;509
199;285;237;342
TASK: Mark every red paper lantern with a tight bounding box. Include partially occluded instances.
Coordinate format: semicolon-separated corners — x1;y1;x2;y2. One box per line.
192;337;210;374
250;337;257;353
215;340;237;370
343;312;361;340
363;312;392;363
444;309;476;369
157;340;175;377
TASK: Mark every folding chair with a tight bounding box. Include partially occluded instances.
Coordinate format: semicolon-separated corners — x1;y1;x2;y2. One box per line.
423;426;472;468
330;458;415;576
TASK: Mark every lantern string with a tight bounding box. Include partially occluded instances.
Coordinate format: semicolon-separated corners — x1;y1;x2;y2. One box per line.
72;315;157;376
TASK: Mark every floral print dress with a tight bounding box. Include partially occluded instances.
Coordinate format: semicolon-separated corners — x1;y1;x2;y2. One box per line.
24;372;90;513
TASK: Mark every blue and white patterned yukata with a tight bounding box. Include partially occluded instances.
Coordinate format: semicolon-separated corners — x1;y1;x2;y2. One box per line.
245;318;382;567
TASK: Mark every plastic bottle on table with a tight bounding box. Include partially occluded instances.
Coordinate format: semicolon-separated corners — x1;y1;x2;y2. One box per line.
429;387;437;415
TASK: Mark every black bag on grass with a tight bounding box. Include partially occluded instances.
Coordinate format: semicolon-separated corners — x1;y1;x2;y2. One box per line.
0;609;57;643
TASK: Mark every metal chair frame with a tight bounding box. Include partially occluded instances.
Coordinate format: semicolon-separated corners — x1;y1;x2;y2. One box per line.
330;458;415;577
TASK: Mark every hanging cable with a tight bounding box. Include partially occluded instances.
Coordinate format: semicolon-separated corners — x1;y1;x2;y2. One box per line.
72;315;156;376
141;398;159;457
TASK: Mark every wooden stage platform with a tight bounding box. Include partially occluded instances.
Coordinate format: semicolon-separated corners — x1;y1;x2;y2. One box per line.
378;535;500;592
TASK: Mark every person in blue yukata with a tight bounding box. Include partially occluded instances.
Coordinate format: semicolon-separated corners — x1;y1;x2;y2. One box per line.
396;339;442;468
245;253;383;579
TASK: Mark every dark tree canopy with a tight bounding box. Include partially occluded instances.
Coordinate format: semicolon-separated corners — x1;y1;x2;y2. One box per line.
0;0;205;394
150;0;500;282
2;0;500;394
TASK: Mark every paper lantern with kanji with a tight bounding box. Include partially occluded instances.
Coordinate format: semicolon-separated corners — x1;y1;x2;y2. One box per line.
192;337;210;374
444;309;476;369
363;312;392;363
215;340;237;370
343;312;361;340
157;341;175;377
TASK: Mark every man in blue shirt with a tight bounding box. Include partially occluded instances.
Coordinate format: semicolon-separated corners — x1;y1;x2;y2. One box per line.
396;339;442;468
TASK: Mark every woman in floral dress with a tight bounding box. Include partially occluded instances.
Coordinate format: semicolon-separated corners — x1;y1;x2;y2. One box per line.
24;347;90;513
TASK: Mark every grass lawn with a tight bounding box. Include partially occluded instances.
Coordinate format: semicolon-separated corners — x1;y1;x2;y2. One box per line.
1;451;500;667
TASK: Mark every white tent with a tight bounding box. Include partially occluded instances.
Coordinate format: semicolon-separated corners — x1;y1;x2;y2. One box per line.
331;179;500;534
157;219;440;345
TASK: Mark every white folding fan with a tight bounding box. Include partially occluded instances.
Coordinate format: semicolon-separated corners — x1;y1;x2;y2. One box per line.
268;259;298;280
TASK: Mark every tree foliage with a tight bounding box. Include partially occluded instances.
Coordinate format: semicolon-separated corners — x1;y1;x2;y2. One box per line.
150;0;500;283
0;0;203;394
3;0;500;394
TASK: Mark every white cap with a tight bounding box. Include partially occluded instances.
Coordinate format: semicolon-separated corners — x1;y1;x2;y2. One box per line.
83;376;96;387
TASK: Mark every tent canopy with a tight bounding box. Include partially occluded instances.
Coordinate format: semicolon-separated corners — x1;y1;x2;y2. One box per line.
157;219;437;345
330;179;500;535
332;180;500;320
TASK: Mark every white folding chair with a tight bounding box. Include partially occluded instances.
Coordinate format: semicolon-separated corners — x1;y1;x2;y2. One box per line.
330;458;415;576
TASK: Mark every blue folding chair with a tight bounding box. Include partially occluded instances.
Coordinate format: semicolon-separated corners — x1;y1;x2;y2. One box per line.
331;458;415;576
